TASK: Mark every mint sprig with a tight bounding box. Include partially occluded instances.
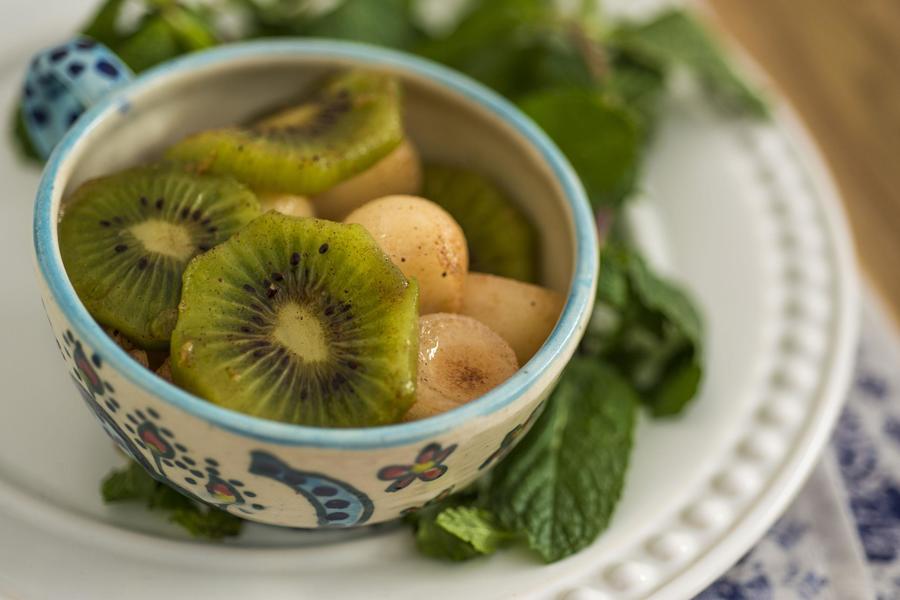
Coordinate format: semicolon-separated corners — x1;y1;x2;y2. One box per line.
413;501;515;561
489;359;639;561
519;88;641;209
411;358;639;562
584;243;704;417
611;9;768;117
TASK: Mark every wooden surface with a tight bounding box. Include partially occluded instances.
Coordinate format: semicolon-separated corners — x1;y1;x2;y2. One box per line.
708;0;900;321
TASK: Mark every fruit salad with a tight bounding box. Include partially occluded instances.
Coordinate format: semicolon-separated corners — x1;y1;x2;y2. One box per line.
59;69;564;428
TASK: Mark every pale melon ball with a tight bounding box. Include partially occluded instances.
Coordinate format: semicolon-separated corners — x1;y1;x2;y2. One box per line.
460;272;565;365
404;313;518;421
314;140;422;221
345;195;468;314
257;192;315;218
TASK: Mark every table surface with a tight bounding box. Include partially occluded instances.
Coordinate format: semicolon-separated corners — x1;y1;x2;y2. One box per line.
709;0;900;324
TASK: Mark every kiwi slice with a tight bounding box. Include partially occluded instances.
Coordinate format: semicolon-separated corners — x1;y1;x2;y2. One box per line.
59;164;261;350
421;165;539;282
170;212;419;427
166;70;404;196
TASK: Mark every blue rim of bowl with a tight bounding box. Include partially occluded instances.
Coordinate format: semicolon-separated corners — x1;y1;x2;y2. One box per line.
34;39;598;449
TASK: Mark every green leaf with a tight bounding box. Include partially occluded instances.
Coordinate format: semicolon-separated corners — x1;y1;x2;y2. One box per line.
435;507;512;555
10;105;41;163
415;512;483;561
519;88;640;208
82;2;219;73
414;501;512;561
415;0;557;98
161;5;219;51
525;35;596;92
101;461;243;540
115;15;183;72
410;489;492;561
170;505;244;540
81;0;128;46
627;251;702;350
605;53;667;138
296;0;423;49
585;243;704;417
612;9;767;117
101;460;157;501
488;358;638;562
596;244;629;309
233;0;317;37
650;357;703;417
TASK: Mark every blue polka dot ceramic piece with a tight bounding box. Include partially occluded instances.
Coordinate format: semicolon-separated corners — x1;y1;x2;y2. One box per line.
21;36;133;159
31;40;599;528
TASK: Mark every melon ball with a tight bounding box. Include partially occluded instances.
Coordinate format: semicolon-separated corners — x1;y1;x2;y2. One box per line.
345;195;468;314
314;140;422;221
460;272;564;364
405;313;518;421
257;192;315;218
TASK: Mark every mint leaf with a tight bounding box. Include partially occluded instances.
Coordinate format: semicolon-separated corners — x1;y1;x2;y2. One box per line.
519;89;640;208
488;358;638;562
296;0;424;49
115;15;182;72
82;2;220;73
410;489;484;560
102;461;243;540
612;9;767;117
10;106;41;163
161;5;219;51
650;358;703;417
414;501;512;561
627;251;702;350
435;507;512;555
81;0;128;46
605;53;666;139
101;460;157;501
415;0;557;98
596;244;629;310
233;0;317;38
170;505;243;539
585;244;704;417
522;33;598;94
415;513;483;561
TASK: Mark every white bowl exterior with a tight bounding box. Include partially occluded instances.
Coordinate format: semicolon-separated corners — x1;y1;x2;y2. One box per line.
38;286;560;526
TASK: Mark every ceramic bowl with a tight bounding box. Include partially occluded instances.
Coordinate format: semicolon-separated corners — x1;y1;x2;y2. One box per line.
31;39;598;529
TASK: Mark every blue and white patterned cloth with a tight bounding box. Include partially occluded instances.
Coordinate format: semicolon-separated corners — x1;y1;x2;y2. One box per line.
699;292;900;599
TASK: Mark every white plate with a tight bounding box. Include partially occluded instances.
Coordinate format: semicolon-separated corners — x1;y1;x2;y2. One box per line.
0;2;858;599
